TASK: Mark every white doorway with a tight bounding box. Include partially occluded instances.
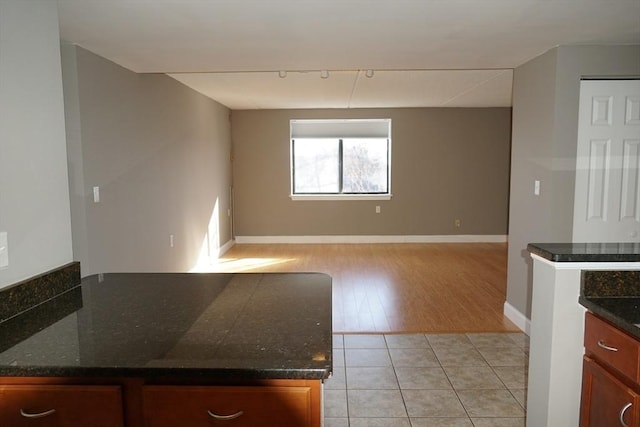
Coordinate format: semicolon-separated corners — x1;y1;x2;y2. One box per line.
573;79;640;242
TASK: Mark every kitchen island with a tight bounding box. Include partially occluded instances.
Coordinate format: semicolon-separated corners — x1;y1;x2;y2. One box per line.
526;243;640;427
0;266;332;426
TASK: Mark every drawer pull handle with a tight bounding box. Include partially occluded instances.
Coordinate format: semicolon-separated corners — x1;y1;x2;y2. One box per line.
20;408;56;418
620;402;632;427
207;410;244;420
597;340;619;352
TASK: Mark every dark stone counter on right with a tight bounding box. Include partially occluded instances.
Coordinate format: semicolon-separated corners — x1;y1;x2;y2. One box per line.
579;270;640;340
528;242;640;263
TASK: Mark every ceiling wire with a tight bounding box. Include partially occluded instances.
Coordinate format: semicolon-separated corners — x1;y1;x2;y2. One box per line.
347;70;363;109
440;69;512;106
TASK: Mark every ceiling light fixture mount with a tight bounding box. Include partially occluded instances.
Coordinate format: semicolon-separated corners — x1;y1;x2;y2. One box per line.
273;68;376;79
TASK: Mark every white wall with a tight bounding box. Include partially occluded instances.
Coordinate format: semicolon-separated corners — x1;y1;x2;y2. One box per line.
0;0;73;289
506;45;640;326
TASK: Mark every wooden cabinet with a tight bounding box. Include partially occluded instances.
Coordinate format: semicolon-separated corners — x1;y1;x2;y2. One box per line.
581;312;640;427
143;385;315;426
0;378;321;427
582;356;639;426
584;312;639;383
0;384;124;427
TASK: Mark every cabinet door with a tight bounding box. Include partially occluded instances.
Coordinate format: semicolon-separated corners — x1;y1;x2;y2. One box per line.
585;312;639;383
143;385;313;427
581;357;640;427
0;384;124;427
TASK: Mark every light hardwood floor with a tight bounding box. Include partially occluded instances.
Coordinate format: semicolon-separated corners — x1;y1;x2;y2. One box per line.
212;243;520;334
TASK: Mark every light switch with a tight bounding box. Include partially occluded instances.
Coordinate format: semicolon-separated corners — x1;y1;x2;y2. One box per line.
0;232;8;269
534;180;541;196
93;186;100;203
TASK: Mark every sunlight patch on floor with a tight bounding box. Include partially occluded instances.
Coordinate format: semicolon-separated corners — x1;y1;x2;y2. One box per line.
190;257;295;273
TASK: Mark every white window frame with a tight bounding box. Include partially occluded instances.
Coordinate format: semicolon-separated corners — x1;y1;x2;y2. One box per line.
290;119;392;201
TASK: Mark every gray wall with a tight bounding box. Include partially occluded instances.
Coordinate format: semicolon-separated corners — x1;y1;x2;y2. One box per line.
0;0;73;289
232;108;512;237
62;46;233;276
506;45;640;321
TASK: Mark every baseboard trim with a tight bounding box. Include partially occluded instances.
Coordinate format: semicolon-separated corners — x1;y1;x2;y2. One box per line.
217;239;235;257
234;235;508;244
503;301;531;335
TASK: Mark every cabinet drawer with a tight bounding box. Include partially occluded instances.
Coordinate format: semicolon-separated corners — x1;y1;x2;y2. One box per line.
581;356;639;427
0;384;124;427
585;312;640;383
143;385;312;427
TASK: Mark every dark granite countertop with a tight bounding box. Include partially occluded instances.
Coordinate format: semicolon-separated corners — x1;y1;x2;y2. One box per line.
0;272;332;380
579;296;640;339
528;242;640;263
579;270;640;340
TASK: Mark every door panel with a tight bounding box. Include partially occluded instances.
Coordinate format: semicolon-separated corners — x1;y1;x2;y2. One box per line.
574;80;640;242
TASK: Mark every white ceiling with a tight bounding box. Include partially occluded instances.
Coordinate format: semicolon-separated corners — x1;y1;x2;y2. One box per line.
56;0;640;110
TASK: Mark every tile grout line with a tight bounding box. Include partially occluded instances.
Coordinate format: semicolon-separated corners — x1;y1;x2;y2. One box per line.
327;332;528;426
342;335;351;427
466;332;529;419
340;334;351;427
476;333;525;418
429;333;475;424
384;334;412;423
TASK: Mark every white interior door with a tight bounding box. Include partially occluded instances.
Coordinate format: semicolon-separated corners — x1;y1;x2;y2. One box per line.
573;79;640;242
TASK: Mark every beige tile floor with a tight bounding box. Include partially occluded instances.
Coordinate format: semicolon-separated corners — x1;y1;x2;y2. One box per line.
324;333;529;427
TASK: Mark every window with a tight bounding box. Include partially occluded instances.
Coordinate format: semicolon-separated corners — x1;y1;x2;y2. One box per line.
290;119;391;199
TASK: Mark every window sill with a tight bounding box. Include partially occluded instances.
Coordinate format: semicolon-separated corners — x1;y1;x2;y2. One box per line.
290;194;393;201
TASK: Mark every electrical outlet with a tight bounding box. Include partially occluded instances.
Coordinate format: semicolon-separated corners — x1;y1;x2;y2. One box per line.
455;219;461;228
375;206;381;214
